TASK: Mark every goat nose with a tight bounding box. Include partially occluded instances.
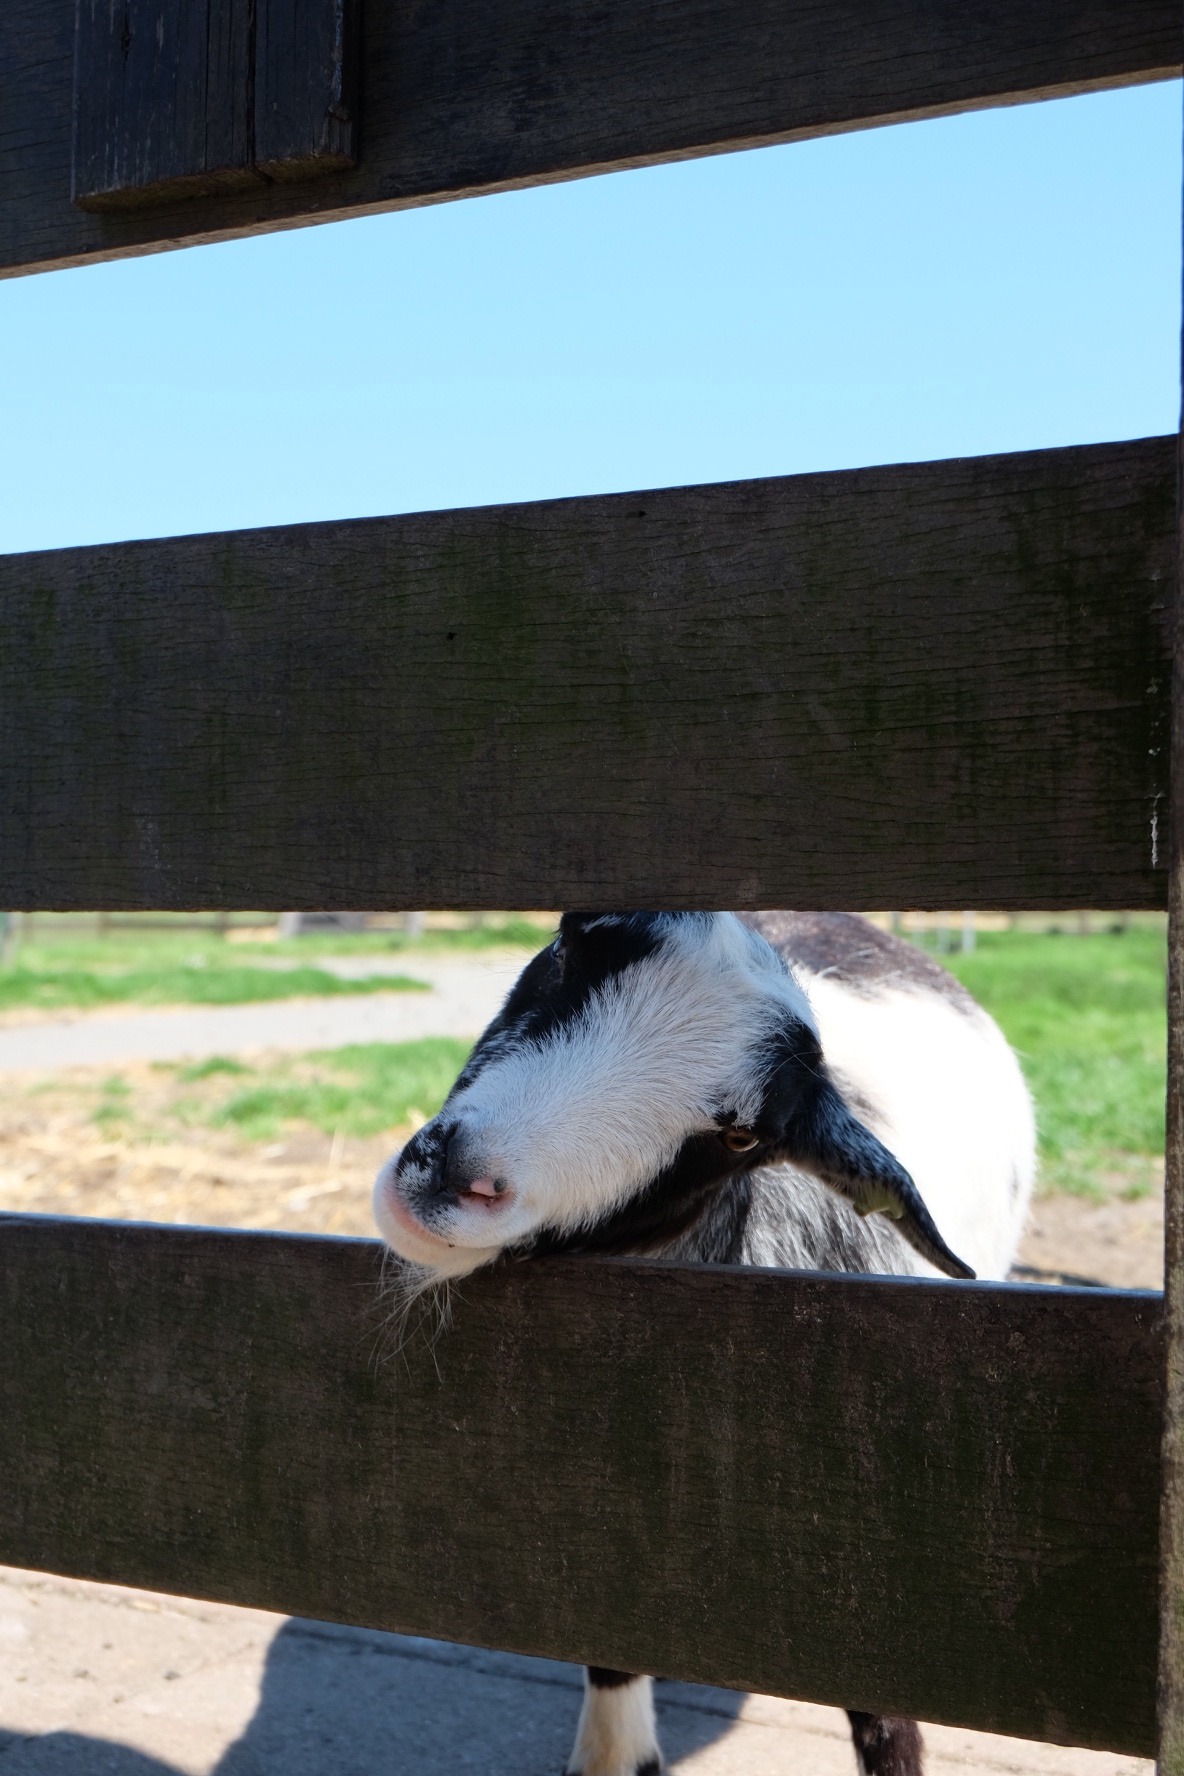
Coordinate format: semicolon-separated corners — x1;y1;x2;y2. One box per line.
440;1125;481;1196
440;1127;509;1202
438;1123;463;1190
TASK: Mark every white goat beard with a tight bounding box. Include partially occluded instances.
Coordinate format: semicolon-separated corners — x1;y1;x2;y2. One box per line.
438;920;813;1241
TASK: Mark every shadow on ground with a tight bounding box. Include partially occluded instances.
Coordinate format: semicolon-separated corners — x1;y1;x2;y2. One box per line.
0;1617;744;1774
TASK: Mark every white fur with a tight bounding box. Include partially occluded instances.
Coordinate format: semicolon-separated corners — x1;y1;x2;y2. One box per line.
564;1675;661;1776
375;915;816;1275
798;973;1034;1281
373;911;1034;1289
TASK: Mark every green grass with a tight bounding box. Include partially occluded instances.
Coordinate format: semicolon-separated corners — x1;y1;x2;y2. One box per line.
207;1039;473;1141
939;925;1167;1196
179;1056;252;1080
0;918;549;1012
0;933;428;1011
252;916;554;956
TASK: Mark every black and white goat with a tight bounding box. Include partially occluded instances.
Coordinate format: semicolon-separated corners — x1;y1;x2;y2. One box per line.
373;910;1036;1776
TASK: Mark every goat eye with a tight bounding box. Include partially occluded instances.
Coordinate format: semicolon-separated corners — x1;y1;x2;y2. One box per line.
720;1126;759;1153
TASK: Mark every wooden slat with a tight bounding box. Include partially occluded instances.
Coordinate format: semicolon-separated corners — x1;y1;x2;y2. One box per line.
0;1214;1162;1755
71;0;256;210
1156;228;1184;1776
2;0;1179;277
71;0;358;212
0;438;1172;912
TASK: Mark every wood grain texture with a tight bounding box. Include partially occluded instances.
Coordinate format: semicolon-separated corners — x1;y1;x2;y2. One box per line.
72;0;254;209
254;0;358;180
5;0;1180;274
0;1215;1162;1755
1156;344;1184;1776
0;438;1172;912
71;0;357;211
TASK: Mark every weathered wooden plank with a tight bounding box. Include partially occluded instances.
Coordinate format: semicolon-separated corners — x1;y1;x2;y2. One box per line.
0;438;1172;911
3;0;1179;276
0;1215;1162;1754
254;0;358;183
71;0;254;209
71;0;357;211
1155;236;1184;1776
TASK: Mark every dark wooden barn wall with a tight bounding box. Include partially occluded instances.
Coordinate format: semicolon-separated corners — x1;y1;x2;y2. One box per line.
0;1215;1163;1757
0;436;1172;912
1;0;1179;277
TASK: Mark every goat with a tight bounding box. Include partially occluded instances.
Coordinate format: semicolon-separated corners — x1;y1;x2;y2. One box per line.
373;910;1036;1776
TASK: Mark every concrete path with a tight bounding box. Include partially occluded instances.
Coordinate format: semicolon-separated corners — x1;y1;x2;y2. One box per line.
0;1568;1150;1776
0;958;526;1072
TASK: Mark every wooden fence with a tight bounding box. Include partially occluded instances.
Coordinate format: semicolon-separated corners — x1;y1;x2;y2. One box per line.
0;1218;1164;1755
1;0;1182;1766
0;440;1173;912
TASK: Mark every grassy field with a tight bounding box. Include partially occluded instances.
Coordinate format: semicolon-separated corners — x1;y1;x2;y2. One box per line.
177;1039;474;1142
0;958;429;1013
939;923;1167;1197
0;918;549;1013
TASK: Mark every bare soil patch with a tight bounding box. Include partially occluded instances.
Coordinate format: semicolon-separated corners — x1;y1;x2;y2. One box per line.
0;1059;394;1238
1019;1170;1164;1291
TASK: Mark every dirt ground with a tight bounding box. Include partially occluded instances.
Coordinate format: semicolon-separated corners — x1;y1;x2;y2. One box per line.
1019;1169;1164;1291
0;1058;1164;1290
0;1058;394;1239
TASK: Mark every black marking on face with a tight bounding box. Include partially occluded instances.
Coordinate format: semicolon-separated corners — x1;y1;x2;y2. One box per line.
396;1115;450;1184
586;1667;641;1689
446;912;697;1100
395;912;715;1227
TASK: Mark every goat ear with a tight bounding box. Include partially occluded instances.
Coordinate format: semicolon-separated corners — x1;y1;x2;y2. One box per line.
766;1044;975;1281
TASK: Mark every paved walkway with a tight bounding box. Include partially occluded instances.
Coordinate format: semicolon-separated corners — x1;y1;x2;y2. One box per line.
0;1568;1151;1776
0;959;525;1072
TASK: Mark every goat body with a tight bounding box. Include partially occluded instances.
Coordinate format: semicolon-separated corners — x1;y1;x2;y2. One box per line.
373;911;1036;1776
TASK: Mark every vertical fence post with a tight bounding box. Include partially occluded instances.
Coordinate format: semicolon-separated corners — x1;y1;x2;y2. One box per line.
1159;154;1184;1766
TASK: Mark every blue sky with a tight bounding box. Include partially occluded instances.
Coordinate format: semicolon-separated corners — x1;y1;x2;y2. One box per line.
1;79;1180;555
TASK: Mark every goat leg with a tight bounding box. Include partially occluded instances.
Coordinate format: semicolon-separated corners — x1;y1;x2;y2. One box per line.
847;1710;924;1776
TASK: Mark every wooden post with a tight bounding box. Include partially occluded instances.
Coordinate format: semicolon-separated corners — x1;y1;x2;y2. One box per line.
1158;160;1184;1764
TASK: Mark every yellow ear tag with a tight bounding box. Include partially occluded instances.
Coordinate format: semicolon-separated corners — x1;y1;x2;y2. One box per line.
853;1184;904;1221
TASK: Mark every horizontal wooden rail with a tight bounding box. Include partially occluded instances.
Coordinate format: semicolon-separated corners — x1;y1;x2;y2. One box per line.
1;0;1179;278
0;1213;1162;1754
0;438;1172;911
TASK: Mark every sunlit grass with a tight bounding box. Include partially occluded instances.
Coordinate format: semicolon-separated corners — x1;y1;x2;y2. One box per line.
0;917;548;1011
941;925;1166;1197
80;1038;473;1146
0;932;428;1011
210;1039;473;1142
